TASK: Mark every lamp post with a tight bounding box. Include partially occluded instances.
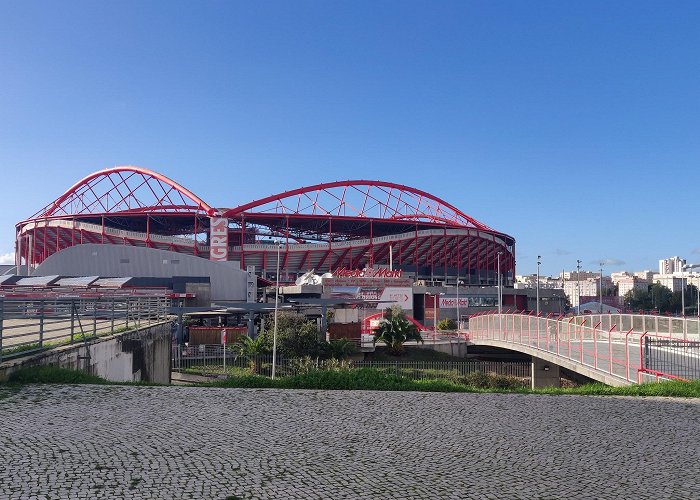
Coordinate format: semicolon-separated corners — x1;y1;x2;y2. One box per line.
576;259;582;314
536;255;541;317
271;242;282;380
456;280;464;331
682;273;686;317
497;251;503;333
681;264;695;317
599;262;604;314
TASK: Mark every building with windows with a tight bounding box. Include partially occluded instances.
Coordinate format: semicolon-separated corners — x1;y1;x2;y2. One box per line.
659;256;686;275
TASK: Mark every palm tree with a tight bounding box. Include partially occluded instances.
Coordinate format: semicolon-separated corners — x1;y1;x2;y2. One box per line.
234;335;270;374
373;307;423;355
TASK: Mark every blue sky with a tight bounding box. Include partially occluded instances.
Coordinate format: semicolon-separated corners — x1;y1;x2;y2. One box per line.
1;1;699;275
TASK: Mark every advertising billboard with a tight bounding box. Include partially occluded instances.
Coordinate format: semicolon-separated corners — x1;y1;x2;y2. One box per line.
209;217;229;261
324;282;412;310
439;295;498;308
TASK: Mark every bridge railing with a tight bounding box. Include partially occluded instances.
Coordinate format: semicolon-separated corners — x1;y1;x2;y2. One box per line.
469;312;700;383
468;313;645;383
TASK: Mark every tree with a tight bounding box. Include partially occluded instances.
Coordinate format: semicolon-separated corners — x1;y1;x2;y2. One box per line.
650;283;674;313
373;306;423;355
624;284;676;313
623;287;652;311
259;312;322;358
685;284;699;316
234;335;270;374
320;338;358;359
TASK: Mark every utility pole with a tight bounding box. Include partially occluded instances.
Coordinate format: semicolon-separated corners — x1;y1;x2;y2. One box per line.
576;260;582;314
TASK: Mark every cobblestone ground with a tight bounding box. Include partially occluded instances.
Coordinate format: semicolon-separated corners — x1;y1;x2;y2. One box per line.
1;385;699;499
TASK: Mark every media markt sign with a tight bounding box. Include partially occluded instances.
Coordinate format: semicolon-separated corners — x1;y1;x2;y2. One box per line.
323;267;412;309
333;267;404;278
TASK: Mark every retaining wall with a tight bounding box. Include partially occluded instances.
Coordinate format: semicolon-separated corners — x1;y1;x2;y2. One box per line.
0;321;172;384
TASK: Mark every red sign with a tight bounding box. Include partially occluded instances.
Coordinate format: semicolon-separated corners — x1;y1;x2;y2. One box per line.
334;267;403;278
209;217;228;261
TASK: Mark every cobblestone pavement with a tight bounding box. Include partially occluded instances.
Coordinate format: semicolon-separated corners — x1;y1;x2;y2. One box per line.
1;385;700;499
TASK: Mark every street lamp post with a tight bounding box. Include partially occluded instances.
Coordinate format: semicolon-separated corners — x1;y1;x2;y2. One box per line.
271;242;282;380
536;255;541;317
497;252;503;333
599;262;604;314
681;264;694;317
682;274;686;317
457;278;459;332
576;259;582;314
456;280;463;331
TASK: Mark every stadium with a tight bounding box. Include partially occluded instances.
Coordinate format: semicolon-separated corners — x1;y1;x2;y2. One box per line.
14;165;515;288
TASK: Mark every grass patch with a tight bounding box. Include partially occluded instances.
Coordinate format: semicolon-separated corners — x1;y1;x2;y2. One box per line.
205;368;700;397
536;380;700;398
7;366;108;385
4;363;699;398
210;368;507;393
0;385;21;401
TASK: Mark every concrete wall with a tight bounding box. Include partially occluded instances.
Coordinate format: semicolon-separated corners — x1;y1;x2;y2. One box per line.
416;340;469;357
531;356;561;389
0;321;172;384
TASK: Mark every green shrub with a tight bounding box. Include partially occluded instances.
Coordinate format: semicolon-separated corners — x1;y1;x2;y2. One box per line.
460;371;490;388
437;319;457;331
374;307;423;355
259;312;322;358
321;338;358;359
488;374;523;390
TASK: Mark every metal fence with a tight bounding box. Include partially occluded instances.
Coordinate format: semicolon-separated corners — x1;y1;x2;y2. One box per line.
0;296;169;360
172;344;530;382
643;337;700;381
468;312;700;383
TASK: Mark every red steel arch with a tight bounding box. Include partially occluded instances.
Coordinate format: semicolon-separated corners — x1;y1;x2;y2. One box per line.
223;180;492;230
29;165;218;219
16;167;515;284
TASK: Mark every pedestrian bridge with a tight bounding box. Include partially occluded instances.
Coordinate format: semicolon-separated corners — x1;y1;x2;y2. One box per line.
467;312;700;387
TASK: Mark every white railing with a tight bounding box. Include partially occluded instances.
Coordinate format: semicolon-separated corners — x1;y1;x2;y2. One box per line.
468;312;700;383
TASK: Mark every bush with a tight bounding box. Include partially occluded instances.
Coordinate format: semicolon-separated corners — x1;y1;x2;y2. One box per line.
437;319;457;331
457;371;525;389
320;338;358;359
212;368;474;393
7;366;107;385
460;371;490;388
259;312;322;358
374;307;423;355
